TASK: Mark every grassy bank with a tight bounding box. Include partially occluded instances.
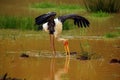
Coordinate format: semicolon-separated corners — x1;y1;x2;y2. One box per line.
84;0;120;13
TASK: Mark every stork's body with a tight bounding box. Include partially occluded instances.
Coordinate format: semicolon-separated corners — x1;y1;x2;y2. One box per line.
43;18;62;39
35;12;90;56
42;18;68;55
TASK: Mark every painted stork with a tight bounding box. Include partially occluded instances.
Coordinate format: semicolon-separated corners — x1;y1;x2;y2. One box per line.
35;12;90;56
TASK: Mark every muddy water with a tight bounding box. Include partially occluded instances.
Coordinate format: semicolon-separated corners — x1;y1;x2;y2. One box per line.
0;37;120;80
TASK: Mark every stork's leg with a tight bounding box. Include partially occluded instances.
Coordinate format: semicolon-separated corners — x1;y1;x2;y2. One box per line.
64;46;68;55
50;34;56;55
66;44;70;55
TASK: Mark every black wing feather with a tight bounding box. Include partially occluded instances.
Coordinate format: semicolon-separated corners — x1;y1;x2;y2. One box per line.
77;19;80;27
74;20;77;25
35;12;56;25
79;20;83;28
58;14;90;28
35;14;47;25
82;20;87;27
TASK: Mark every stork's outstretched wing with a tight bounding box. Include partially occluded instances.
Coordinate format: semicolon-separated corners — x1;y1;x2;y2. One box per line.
35;12;56;25
58;14;90;28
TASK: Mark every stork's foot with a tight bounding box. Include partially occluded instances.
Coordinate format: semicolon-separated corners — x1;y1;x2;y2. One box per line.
70;52;77;55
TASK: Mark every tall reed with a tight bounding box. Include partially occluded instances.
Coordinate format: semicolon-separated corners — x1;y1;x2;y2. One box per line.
84;0;120;13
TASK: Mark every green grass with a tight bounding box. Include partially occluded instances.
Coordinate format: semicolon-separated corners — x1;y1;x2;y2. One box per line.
104;31;120;38
0;16;75;30
88;11;112;20
58;4;84;10
31;2;56;8
0;16;35;30
91;11;110;17
63;20;75;30
31;2;85;11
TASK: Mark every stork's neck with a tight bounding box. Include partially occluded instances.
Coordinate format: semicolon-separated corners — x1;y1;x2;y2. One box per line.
48;19;55;27
57;38;68;42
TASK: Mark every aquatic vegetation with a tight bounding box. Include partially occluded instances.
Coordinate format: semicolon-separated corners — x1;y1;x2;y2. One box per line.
77;41;92;60
77;51;91;60
77;40;102;60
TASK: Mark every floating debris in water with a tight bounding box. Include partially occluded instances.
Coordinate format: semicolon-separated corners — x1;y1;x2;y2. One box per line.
110;59;120;64
70;52;77;55
20;53;29;58
76;51;92;60
117;46;120;48
0;73;25;80
76;55;90;60
19;51;78;58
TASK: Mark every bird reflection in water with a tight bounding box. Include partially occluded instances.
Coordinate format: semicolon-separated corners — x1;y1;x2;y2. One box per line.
48;56;70;80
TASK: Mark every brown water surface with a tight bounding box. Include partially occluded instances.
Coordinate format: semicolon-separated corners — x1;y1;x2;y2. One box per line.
0;36;120;80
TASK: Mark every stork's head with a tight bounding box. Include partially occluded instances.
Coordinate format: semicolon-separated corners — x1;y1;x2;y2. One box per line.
46;12;56;22
46;12;56;19
47;12;56;16
57;38;70;54
35;12;56;25
63;39;69;47
35;12;56;30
